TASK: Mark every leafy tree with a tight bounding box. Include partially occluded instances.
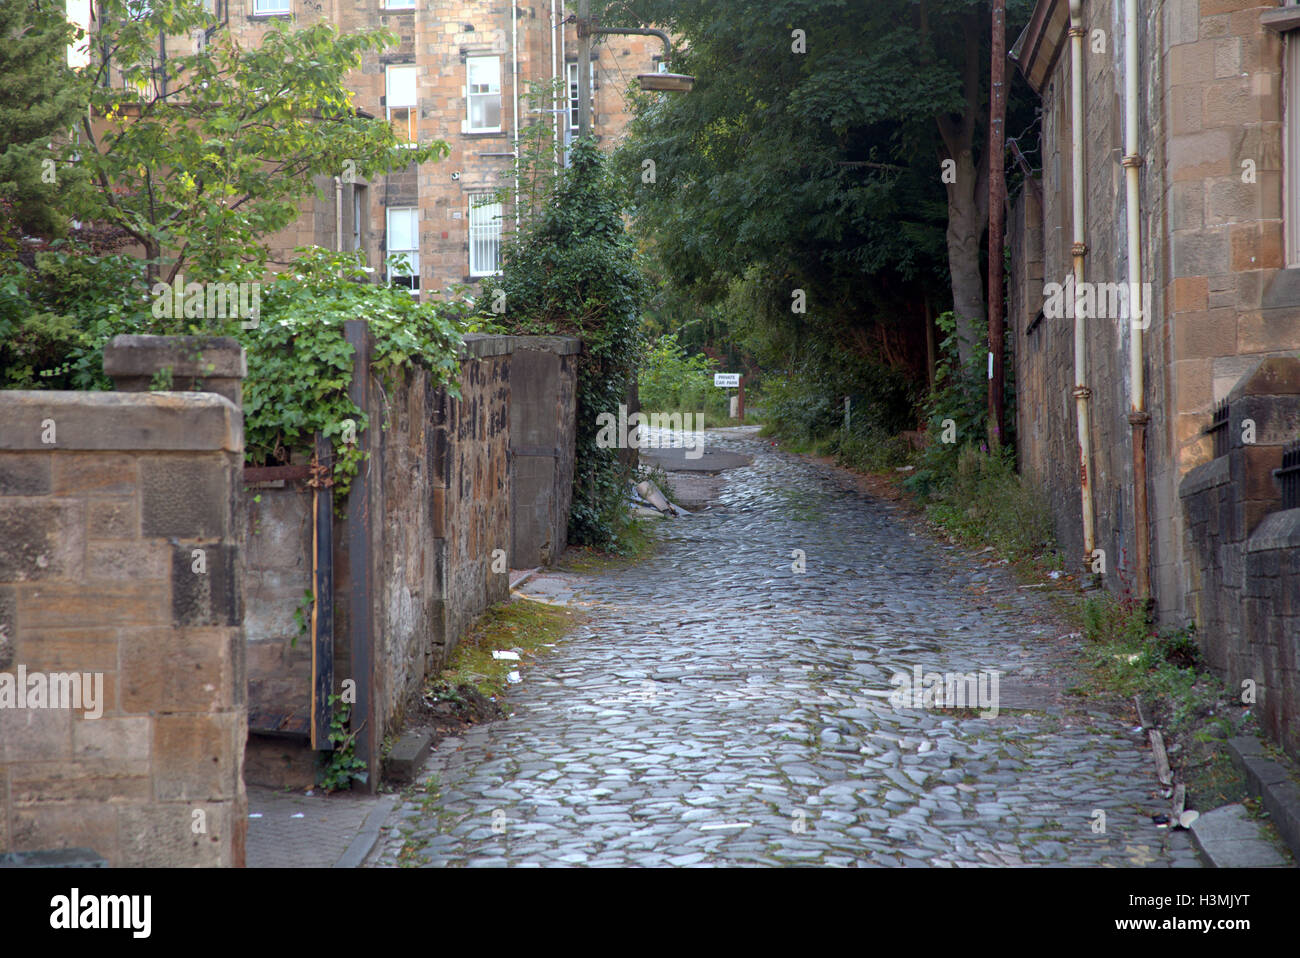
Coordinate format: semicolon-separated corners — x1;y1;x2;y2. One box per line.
612;0;1034;384
69;0;447;287
0;1;88;238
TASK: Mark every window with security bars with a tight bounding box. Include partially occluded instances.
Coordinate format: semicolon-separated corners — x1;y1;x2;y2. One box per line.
468;196;502;277
386;207;419;294
467;57;501;132
386;65;417;145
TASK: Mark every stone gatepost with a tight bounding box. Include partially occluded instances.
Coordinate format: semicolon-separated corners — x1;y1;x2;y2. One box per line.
103;334;247;409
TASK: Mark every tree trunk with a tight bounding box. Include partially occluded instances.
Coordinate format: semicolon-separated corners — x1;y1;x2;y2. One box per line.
936;10;989;370
944;148;986;368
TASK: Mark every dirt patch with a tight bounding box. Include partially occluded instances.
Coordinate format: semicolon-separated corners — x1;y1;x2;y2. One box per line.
404;683;506;745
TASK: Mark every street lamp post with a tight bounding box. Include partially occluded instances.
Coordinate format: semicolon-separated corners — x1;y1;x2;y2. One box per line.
574;0;694;139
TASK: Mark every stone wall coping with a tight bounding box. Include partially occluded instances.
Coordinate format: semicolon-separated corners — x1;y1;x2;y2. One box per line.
1245;508;1300;554
510;334;583;356
458;334;583;359
0;390;242;453
460;333;515;359
1227;356;1300;401
103;334;247;380
1179;455;1231;500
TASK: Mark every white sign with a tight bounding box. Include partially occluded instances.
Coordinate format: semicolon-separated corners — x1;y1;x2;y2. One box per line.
714;373;741;388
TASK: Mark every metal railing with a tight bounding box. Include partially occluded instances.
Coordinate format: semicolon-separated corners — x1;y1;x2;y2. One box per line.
1208;398;1231;458
1280;439;1300;511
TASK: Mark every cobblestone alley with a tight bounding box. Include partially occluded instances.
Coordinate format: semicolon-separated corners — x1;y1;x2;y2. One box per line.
374;429;1199;868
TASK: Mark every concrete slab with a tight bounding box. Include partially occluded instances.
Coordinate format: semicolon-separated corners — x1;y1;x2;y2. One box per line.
1189;804;1293;867
1229;736;1300;860
640;447;753;473
662;472;726;510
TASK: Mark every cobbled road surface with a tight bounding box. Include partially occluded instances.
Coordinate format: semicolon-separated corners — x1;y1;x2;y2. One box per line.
374;429;1199;868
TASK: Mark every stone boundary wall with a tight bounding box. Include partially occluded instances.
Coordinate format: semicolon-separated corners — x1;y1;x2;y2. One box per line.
242;332;579;786
0;391;246;866
362;334;514;738
1179;357;1300;761
509;336;581;569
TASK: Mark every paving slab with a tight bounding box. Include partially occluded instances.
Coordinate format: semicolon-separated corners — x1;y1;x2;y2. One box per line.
246;786;395;868
1189;804;1292;868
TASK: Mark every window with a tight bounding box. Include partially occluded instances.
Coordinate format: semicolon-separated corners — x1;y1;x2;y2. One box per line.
67;0;92;69
352;185;366;253
567;60;596;131
386;207;419;294
386;65;417;145
565;60;596;165
466;56;501;132
468;195;502;277
386;0;415;7
1266;4;1300;263
253;0;289;14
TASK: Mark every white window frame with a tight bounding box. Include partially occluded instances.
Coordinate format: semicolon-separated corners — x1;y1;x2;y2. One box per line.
565;60;596;165
466;56;502;134
468;195;502;277
386;207;420;295
253;0;290;14
385;0;415;8
386;64;418;146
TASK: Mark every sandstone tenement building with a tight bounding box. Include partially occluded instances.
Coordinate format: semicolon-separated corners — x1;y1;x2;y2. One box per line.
1009;0;1300;757
219;0;662;297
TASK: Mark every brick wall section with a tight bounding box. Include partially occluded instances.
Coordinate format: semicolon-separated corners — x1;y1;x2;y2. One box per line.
1179;356;1300;761
239;332;575;785
0;391;246;866
1010;0;1168;581
1243;509;1300;758
243;488;313;732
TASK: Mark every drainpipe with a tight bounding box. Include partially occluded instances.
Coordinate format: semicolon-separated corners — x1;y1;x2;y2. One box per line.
552;0;560;166
1123;0;1151;601
512;0;521;227
334;176;343;253
1069;0;1097;573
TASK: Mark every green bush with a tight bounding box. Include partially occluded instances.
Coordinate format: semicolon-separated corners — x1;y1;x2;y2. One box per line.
475;139;647;551
243;247;466;499
0;246;150;389
925;444;1054;561
637;332;729;421
831;429;911;473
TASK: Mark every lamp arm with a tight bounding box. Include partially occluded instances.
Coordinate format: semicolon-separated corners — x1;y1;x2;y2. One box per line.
584;25;674;66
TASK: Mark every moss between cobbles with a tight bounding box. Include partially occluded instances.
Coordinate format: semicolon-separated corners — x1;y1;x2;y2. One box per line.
554;517;659;573
427;597;584;707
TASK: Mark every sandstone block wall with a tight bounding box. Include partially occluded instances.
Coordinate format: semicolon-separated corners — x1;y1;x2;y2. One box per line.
1179;358;1300;761
0;391;247;866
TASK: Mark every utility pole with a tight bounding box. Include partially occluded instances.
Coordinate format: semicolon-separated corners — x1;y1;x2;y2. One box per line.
987;0;1007;449
577;0;592;140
